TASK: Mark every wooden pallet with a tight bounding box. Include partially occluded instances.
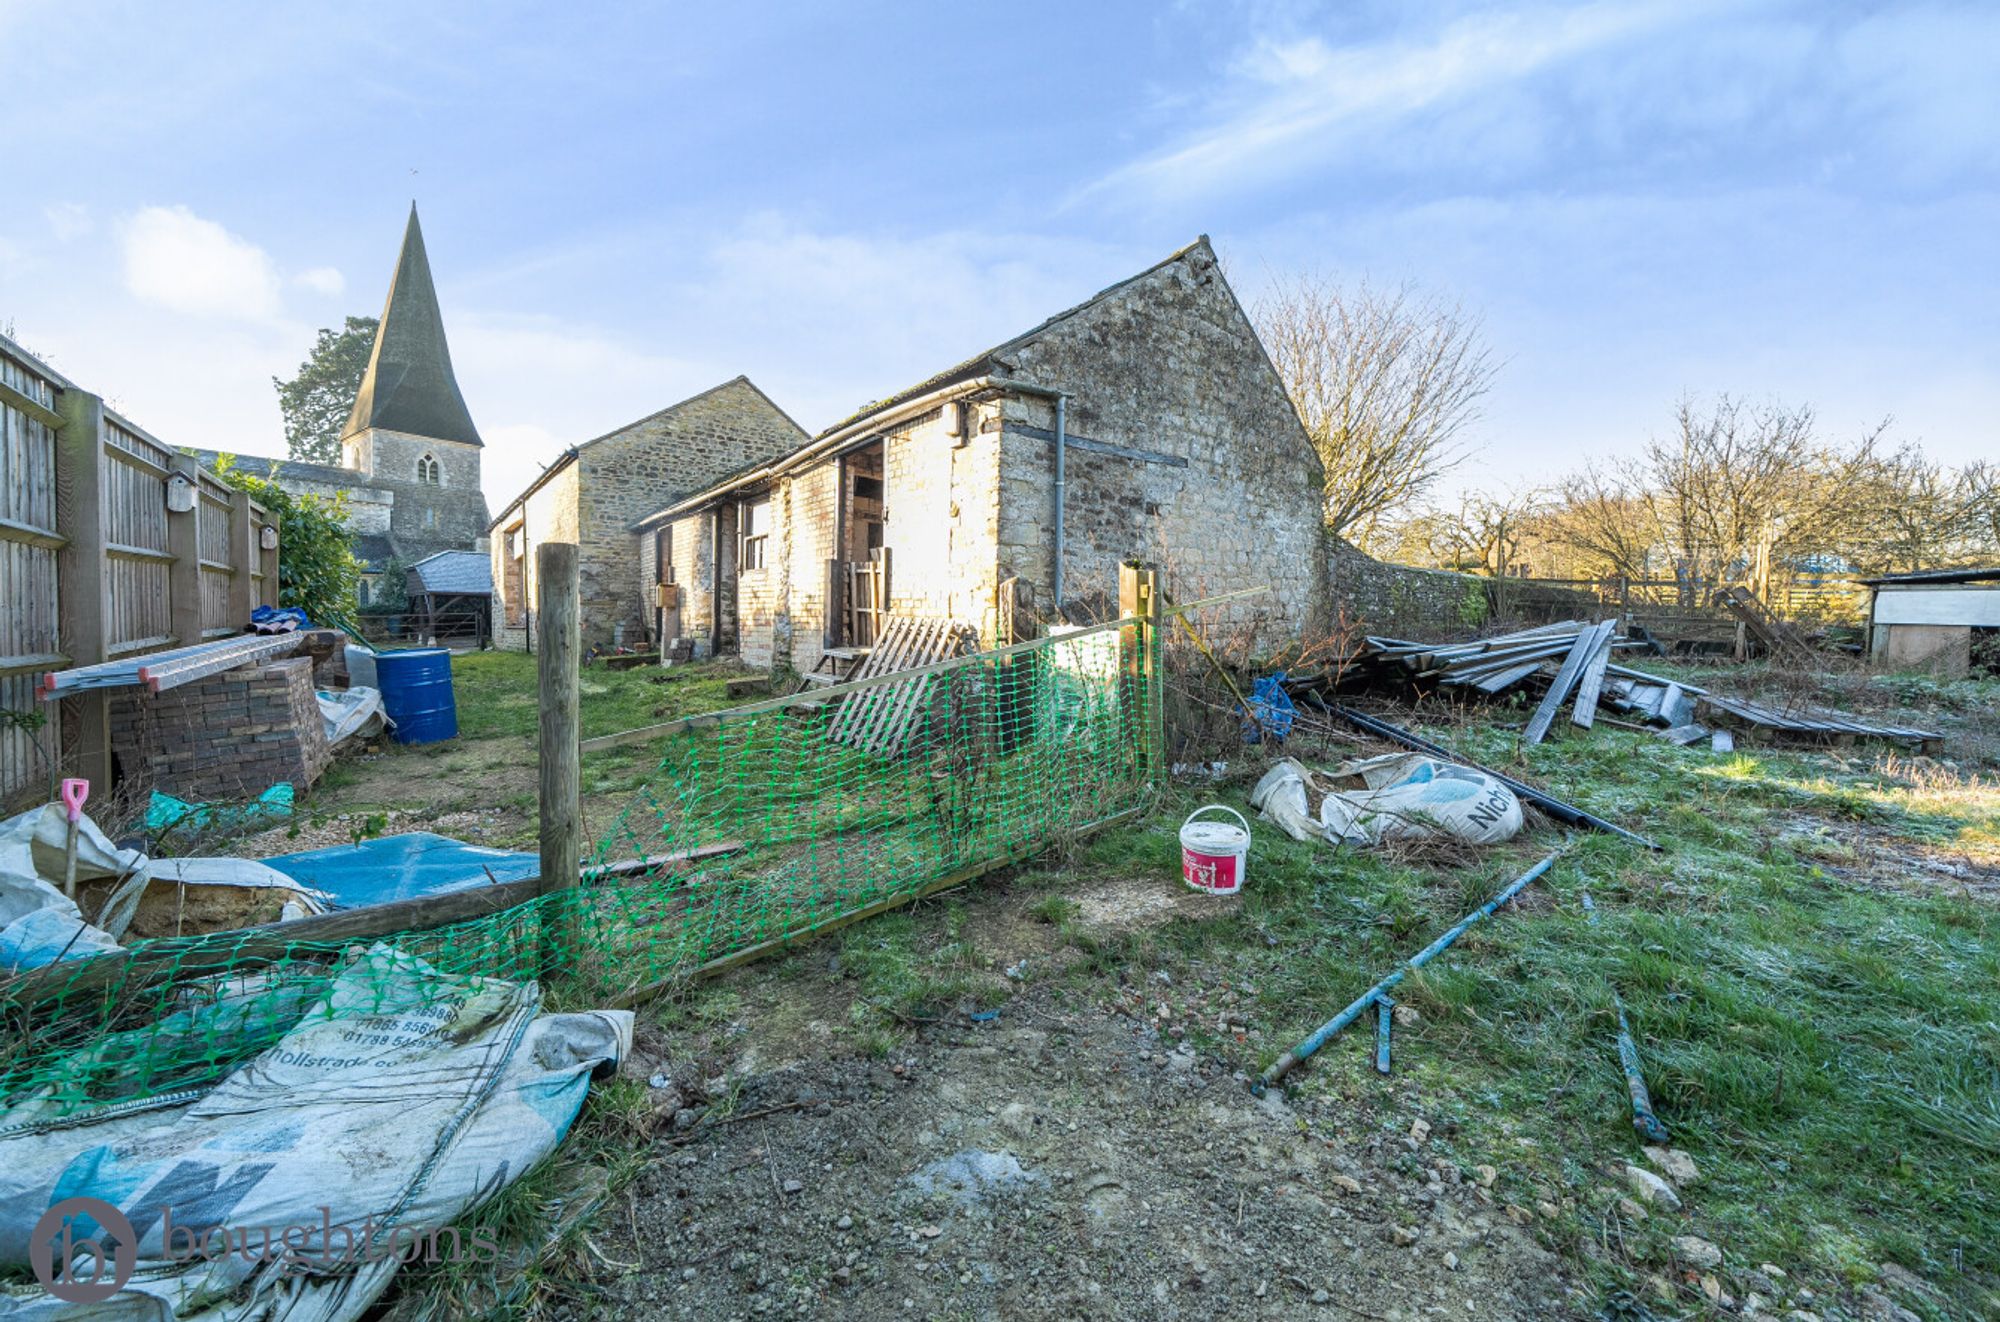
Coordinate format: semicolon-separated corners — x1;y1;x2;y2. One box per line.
826;617;977;754
1714;586;1815;663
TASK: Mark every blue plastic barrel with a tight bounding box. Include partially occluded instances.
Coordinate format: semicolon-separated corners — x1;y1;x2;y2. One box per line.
374;648;458;744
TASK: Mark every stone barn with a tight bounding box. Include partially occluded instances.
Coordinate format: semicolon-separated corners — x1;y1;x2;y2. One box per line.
631;237;1331;676
489;377;807;652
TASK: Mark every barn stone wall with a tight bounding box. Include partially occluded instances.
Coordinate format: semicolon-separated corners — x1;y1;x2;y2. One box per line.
489;462;581;652
991;239;1330;650
495;378;805;653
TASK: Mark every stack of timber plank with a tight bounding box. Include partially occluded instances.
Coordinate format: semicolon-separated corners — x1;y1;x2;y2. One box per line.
1291;620;1943;753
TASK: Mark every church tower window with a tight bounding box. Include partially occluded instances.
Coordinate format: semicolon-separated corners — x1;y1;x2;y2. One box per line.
417;453;441;485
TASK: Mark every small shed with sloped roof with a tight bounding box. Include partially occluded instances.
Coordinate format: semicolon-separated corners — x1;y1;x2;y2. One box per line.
1863;566;2000;676
406;550;494;648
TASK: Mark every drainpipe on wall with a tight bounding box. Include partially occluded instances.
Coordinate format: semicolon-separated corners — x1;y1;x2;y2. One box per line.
1052;394;1068;619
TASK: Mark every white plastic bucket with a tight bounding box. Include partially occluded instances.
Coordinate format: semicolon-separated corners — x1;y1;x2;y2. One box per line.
1180;805;1250;896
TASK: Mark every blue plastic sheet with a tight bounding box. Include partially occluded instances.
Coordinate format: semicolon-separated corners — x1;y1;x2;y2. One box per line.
1241;672;1298;743
147;784;294;839
264;831;537;909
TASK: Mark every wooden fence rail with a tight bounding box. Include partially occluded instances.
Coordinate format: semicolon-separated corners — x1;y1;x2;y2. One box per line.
0;331;280;806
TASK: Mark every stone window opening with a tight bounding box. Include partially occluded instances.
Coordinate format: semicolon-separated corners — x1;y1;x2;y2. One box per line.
740;497;771;572
417;453;441;485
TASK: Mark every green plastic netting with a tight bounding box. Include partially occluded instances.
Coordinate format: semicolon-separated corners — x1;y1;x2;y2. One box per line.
0;619;1158;1127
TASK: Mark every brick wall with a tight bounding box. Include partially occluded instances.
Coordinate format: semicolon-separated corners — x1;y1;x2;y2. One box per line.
109;656;329;800
639;509;721;654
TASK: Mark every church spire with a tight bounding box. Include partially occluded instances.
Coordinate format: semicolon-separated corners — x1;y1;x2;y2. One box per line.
342;204;483;447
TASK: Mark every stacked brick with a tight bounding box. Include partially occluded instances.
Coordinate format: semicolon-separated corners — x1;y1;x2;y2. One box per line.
109;656;329;801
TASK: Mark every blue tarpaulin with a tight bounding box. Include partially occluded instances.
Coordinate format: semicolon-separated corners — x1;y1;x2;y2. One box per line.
264;832;537;909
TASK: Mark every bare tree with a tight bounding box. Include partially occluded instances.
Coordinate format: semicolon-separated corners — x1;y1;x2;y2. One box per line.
1385;491;1542;576
1855;449;2000;573
1256;275;1498;543
1642;396;1884;599
1541;465;1661;582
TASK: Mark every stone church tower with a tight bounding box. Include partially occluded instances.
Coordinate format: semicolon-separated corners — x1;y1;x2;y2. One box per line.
339;205;491;559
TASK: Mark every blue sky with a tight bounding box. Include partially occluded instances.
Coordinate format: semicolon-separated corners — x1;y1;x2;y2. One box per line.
2;1;1993;512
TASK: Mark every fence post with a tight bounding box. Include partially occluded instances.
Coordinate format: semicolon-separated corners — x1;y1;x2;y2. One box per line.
1119;562;1163;785
53;386;109;788
226;487;256;627
536;543;582;901
167;455;203;646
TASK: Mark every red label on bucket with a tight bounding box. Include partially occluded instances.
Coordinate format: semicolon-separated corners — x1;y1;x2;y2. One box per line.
1183;850;1239;892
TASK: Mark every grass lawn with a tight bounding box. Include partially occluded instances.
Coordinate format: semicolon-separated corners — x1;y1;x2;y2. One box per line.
309;650;1997;1318
1065;704;2000;1314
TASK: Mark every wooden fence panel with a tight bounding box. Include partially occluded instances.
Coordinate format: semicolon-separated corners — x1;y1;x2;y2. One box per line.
101;423;175;657
0;335;286;805
0;339;64;801
197;478;236;638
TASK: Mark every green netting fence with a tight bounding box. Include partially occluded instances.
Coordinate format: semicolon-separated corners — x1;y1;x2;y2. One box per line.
0;615;1158;1127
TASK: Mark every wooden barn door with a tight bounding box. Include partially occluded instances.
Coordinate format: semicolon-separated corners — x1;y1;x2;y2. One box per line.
656;528;681;642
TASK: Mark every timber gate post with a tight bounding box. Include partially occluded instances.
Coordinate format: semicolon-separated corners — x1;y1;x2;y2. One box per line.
53;386;109;788
1119;562;1164;785
536;543;582;968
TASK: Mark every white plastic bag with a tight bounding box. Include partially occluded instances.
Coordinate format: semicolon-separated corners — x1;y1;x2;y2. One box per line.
0;805;142;972
0;945;631;1321
1319;752;1522;846
315;688;388;747
1248;759;1323;843
1250;753;1523;848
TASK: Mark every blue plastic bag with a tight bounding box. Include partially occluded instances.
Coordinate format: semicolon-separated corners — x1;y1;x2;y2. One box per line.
1241;672;1297;744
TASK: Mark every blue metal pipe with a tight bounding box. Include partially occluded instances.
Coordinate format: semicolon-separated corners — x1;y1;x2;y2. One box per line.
1252;847;1564;1095
1582;893;1671;1142
1374;997;1394;1075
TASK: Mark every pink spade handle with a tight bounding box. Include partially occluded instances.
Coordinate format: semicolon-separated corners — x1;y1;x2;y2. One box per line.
61;778;89;823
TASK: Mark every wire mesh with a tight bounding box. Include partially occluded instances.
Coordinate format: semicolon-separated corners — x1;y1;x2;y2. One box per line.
0;620;1157;1128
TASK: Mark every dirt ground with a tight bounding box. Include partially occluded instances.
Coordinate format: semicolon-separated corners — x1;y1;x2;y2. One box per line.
557;879;1582;1322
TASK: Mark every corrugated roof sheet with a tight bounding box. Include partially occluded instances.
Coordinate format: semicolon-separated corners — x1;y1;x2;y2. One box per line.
406;549;492;594
1859;567;2000;587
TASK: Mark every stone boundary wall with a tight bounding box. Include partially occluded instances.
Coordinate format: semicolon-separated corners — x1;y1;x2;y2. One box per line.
1329;545;1604;640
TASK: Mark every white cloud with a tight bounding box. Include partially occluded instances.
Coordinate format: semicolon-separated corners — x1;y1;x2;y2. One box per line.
119;205;282;320
449;313;701;508
1086;1;1701;203
294;266;346;296
44;202;91;241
